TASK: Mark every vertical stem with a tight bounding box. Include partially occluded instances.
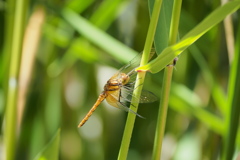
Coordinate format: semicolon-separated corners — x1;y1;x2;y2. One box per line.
168;0;182;46
152;66;173;160
2;0;15;86
152;0;182;159
17;6;45;130
222;20;240;160
5;0;28;159
117;0;163;159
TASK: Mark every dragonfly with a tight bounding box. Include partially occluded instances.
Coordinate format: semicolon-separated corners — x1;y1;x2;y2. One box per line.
78;52;158;127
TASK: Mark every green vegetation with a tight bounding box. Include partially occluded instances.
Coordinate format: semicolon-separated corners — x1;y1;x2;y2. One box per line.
1;0;240;159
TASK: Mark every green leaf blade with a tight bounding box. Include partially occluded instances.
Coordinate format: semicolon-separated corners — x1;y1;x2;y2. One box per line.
62;8;138;64
33;129;61;160
137;1;240;73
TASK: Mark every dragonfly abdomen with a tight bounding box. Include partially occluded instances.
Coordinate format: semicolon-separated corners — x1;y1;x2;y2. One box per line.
78;92;107;127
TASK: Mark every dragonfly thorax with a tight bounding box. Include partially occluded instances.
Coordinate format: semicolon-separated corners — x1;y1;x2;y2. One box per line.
104;73;130;92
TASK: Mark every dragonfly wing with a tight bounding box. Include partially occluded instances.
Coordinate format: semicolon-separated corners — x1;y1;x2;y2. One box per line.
106;93;144;118
119;48;156;73
115;49;156;79
115;101;145;118
118;54;141;74
120;86;158;104
138;90;158;103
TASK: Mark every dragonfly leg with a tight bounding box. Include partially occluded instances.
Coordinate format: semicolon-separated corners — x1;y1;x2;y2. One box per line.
118;88;122;102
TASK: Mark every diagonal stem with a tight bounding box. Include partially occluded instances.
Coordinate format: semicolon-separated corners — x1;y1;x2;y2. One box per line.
117;0;163;159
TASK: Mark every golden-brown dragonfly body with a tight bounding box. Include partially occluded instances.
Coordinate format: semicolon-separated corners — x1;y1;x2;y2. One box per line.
78;92;106;127
78;52;158;127
78;73;130;127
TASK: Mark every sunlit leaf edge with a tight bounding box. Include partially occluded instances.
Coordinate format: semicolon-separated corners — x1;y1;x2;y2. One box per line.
137;0;240;73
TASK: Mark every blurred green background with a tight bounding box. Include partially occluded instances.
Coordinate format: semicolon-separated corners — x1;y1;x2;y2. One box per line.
0;0;239;159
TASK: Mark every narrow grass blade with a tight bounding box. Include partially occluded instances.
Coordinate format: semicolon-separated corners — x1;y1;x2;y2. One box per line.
5;0;29;159
137;1;240;73
223;19;240;160
62;8;138;63
33;129;61;160
149;0;174;54
151;0;182;159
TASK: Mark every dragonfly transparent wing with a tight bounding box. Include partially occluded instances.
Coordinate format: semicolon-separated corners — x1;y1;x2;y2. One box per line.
106;82;158;106
106;93;145;118
114;48;156;81
120;86;158;104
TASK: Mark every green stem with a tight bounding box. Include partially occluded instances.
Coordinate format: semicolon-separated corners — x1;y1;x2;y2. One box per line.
5;0;28;159
117;0;163;159
141;0;163;65
2;0;15;89
117;71;146;160
152;66;173;160
222;19;240;160
152;0;182;159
